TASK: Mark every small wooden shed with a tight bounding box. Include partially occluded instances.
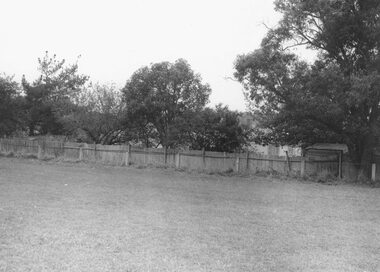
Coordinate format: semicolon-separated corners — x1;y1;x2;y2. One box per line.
305;143;349;178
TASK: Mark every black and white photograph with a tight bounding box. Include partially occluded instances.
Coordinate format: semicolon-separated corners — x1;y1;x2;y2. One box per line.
0;0;379;271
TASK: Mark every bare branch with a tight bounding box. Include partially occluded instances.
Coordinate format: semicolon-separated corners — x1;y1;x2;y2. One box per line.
223;76;239;82
262;22;274;31
281;42;310;51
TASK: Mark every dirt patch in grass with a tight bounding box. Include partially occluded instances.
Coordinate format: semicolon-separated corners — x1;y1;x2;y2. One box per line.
0;157;379;272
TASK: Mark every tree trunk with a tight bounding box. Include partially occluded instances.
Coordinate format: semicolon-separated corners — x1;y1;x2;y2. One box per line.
359;145;372;178
351;134;375;179
28;123;35;136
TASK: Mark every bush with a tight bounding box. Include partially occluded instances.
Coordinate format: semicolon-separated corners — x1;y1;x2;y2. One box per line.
0;152;15;158
315;169;335;183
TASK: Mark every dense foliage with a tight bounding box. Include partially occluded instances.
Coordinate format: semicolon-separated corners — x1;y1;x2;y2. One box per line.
0;74;24;136
184;104;251;152
121;59;212;148
0;55;249;152
235;0;380;167
61;83;126;144
22;52;89;136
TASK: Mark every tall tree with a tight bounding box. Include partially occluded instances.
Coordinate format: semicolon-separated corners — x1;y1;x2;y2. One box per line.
122;59;211;147
62;83;127;144
22;52;89;135
234;0;380;170
0;74;24;136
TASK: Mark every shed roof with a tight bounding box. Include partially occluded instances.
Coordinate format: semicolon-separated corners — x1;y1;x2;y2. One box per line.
305;143;349;153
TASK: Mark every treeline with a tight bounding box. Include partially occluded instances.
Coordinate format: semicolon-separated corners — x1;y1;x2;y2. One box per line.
4;0;378;169
0;52;252;152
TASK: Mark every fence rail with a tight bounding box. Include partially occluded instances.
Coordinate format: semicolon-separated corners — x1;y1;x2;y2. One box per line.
0;138;376;180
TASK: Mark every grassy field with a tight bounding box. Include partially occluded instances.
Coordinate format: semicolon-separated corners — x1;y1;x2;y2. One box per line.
0;157;379;272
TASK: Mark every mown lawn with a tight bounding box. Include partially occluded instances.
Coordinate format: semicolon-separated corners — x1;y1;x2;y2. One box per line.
0;157;379;272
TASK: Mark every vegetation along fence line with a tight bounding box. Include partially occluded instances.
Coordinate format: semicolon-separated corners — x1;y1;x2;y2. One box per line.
0;138;377;180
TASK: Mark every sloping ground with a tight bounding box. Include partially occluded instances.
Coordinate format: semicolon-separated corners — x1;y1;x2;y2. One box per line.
0;158;379;272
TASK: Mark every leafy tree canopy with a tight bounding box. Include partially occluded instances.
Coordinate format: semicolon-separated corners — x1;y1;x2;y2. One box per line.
235;0;380;167
0;74;24;136
185;104;251;152
122;59;211;147
62;83;126;144
22;52;89;136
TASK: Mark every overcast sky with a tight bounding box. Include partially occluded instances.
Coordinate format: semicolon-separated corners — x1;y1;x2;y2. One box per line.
0;0;284;111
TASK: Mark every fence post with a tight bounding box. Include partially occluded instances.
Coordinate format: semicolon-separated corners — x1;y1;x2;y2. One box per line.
300;158;306;177
164;146;168;165
246;151;250;172
125;144;131;166
37;144;43;160
175;150;181;168
202;148;206;169
285;150;291;173
337;150;343;179
223;152;226;170
235;153;240;172
60;141;64;157
371;163;376;182
79;147;83;161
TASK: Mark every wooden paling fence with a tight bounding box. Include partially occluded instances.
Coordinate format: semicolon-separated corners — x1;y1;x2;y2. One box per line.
0;138;376;180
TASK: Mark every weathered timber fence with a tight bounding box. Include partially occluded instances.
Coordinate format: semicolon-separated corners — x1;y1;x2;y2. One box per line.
0;138;376;180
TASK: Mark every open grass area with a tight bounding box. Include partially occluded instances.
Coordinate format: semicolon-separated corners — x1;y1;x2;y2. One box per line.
0;157;379;272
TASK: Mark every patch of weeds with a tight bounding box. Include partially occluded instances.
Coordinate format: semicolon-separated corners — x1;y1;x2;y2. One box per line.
268;170;281;178
300;173;321;183
2;152;15;158
314;170;336;184
136;165;147;169
14;152;38;159
285;170;300;179
272;171;300;182
306;171;378;187
226;168;234;173
250;170;268;178
253;169;281;179
40;155;55;161
60;158;81;163
340;176;357;184
357;173;380;187
336;171;372;186
22;153;38;159
1;151;38;160
200;168;236;176
154;164;169;169
221;168;234;175
356;171;370;184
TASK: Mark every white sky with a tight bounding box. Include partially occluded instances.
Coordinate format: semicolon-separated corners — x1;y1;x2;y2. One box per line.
0;0;284;111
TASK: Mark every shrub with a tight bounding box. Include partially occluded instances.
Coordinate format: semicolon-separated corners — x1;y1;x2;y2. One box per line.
315;169;335;183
